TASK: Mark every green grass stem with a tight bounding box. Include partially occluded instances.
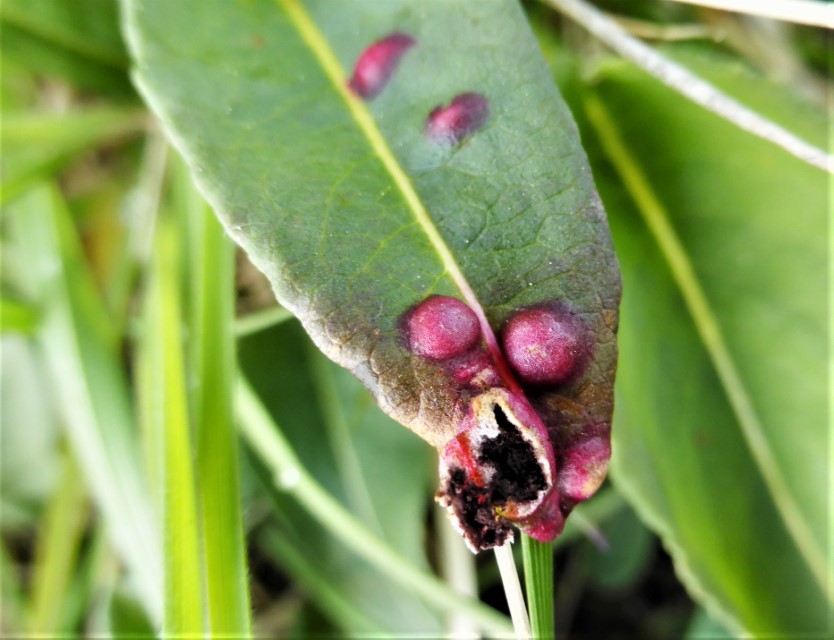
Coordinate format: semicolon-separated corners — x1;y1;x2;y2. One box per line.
522;536;555;639
179;157;252;636
235;305;294;337
146;215;205;636
27;453;87;635
11;184;161;623
236;377;514;637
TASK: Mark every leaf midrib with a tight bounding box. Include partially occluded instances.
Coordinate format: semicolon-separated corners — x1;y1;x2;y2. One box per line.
279;0;501;351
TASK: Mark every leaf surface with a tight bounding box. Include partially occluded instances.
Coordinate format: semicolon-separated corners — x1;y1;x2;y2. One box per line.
580;52;829;635
1;0;132;96
124;0;620;546
239;320;442;634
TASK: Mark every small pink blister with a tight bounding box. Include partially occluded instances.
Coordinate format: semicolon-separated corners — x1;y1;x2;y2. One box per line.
425;92;490;145
348;32;415;100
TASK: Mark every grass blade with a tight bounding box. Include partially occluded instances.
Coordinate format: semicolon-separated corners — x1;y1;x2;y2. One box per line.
542;0;832;172
495;544;532;639
177;156;252;636
257;527;383;634
0;109;145;206
142;212;205;635
26;452;87;634
9;184;161;623
234;305;293;338
236;377;513;637
522;536;555;639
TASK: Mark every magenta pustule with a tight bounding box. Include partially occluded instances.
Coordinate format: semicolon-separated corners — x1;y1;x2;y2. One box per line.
501;307;585;386
405;295;481;361
425;92;489;145
348;32;415;99
557;436;610;503
437;389;560;551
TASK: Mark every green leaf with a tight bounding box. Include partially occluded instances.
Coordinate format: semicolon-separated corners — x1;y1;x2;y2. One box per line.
177;156;252;636
123;0;619;549
521;537;554;639
583;502;653;591
141;213;205;635
581;52;828;635
6;184;161;623
238;320;445;634
0;108;145;207
0;297;38;334
27;453;87;635
236;356;512;636
685;606;734;639
0;0;132;96
0;337;60;512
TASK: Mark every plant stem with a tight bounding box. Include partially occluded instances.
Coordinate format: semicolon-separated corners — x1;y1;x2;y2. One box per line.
666;0;834;29
437;507;479;637
236;377;514;636
182;158;253;636
522;536;555;639
27;453;87;634
494;543;532;639
235;305;294;337
541;0;832;173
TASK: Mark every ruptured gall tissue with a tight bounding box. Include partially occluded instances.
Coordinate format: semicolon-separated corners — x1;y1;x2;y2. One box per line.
404;295;481;361
437;389;559;552
348;32;415;99
501;307;586;386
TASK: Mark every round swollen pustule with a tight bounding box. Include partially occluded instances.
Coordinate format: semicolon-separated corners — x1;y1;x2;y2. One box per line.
501;308;583;385
406;295;481;361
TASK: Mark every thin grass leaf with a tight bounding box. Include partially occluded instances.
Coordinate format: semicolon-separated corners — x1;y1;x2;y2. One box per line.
236;376;513;637
0;109;146;206
522;536;555;640
542;0;832;172
176;156;252;636
8;184;161;623
495;544;532;639
257;527;383;634
0;297;38;334
234;305;294;338
143;213;205;635
437;510;478;637
667;0;834;29
26;452;87;635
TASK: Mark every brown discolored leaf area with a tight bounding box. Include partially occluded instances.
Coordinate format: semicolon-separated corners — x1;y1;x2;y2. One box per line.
124;0;620;550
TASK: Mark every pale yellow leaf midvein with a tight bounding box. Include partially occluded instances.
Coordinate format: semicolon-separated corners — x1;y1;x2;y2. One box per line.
279;0;500;351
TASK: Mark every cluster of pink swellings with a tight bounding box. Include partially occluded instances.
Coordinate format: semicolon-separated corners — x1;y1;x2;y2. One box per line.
347;34;607;550
348;32;489;144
